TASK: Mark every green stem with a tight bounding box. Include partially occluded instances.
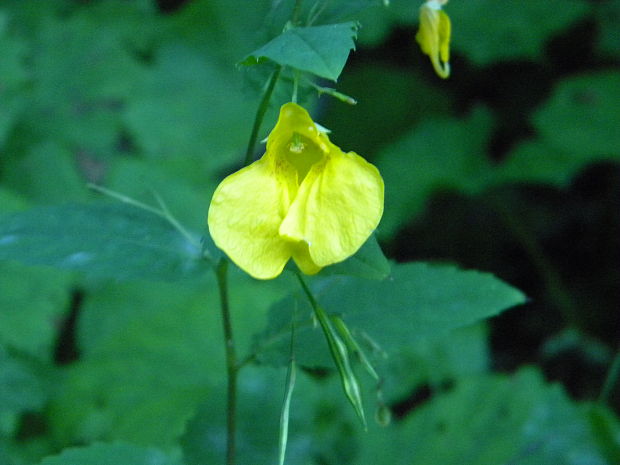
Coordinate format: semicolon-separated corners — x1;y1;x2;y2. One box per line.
599;348;620;405
243;66;282;166
216;259;237;465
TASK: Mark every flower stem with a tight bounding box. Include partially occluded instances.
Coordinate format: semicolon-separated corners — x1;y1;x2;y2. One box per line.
216;259;237;465
243;66;282;167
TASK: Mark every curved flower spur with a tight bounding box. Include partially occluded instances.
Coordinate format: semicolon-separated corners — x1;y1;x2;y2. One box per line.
416;0;452;79
208;103;384;279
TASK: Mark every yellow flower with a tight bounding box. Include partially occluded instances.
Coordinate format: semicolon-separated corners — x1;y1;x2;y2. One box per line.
208;103;384;280
416;0;451;79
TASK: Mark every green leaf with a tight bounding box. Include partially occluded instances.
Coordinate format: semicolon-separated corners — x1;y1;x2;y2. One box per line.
323;235;390;280
105;156;217;232
2;141;89;204
0;202;209;282
38;442;182;465
533;71;620;158
594;0;620;59
0;346;47;420
0;262;71;359
449;0;590;65
25;8;146;156
254;262;525;369
375;108;494;239
50;270;288;447
123;44;252;169
380;324;489;402
181;366;338;465
357;369;611;465
493;139;610;188
240;22;358;81
0;11;29;148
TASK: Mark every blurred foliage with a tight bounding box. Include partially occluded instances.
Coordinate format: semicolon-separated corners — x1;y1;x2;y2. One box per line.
0;0;618;464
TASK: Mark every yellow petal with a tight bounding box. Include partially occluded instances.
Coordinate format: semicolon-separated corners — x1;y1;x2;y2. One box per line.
267;103;330;157
208;158;295;280
416;2;451;79
291;242;322;275
279;148;384;267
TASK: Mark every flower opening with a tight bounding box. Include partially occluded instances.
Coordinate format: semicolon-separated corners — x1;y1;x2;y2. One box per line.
208;103;384;279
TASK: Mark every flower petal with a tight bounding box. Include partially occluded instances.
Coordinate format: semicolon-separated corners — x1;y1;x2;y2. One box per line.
208;158;294;279
279;149;384;267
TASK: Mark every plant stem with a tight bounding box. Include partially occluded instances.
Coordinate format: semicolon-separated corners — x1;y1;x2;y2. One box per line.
216;259;237;465
599;347;620;405
243;66;282;166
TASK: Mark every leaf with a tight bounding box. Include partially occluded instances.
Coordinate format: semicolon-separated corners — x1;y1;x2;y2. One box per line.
0;262;71;359
2;141;89;204
181;366;340;465
38;442;182;465
24;8;146;156
493;139;610;188
254;262;525;369
0;202;210;282
0;11;29;148
532;71;620;158
448;0;590;65
0;346;48;419
240;22;358;81
374;108;494;239
357;369;612;465
123;44;252;169
323;235;390;280
594;0;620;59
49;270;288;447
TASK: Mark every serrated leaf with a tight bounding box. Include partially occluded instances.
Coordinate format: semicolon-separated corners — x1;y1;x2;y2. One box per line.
0;202;209;282
240;22;358;81
533;71;620;158
38;442;182;465
254;262;525;368
357;369;611;465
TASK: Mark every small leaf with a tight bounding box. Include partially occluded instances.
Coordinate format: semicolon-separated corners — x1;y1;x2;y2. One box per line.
240;22;358;81
0;202;209;282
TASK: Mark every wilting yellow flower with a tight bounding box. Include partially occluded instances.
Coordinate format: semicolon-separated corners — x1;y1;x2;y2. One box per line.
208;103;384;280
416;0;451;79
